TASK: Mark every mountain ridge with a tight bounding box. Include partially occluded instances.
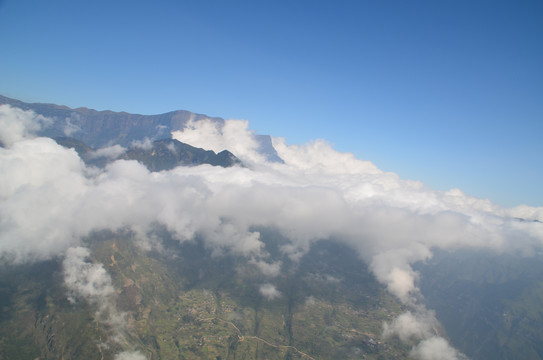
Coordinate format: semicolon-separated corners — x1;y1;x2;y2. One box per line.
54;136;242;171
0;94;283;162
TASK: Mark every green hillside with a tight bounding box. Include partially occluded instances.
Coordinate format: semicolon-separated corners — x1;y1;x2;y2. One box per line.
0;229;412;359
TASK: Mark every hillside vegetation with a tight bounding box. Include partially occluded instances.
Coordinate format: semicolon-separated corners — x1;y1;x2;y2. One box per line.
0;229;412;359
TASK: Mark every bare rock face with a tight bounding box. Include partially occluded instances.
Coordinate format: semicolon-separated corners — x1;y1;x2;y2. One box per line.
0;94;220;148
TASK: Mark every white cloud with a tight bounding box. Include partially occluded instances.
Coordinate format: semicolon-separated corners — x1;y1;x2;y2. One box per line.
508;204;543;222
271;137;381;176
114;351;147;360
259;283;281;300
89;144;126;159
63;247;127;340
63;247;116;306
250;258;282;277
0;137;87;262
63;246;144;357
172;118;265;164
386;267;419;302
2;110;543;358
0;104;52;146
383;311;468;360
411;337;468;360
130;137;154;150
383;311;435;343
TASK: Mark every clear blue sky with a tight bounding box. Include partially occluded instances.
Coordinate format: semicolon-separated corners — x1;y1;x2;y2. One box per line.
1;0;542;207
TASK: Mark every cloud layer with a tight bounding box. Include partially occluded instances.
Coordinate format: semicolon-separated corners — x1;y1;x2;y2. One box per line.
2;105;543;359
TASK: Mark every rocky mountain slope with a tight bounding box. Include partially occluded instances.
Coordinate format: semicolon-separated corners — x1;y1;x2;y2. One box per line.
55;137;241;170
0;94;282;162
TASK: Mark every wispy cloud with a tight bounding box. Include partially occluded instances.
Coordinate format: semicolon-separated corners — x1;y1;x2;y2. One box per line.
88;144;126;159
63;113;82;136
63;246;145;358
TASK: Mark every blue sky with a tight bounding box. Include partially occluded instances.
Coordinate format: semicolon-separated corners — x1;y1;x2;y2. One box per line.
0;0;542;207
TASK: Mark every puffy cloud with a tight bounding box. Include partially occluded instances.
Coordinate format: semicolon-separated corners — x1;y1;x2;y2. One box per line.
63;247;116;309
0;104;52;146
114;351;147;360
271;137;381;176
89;144;126;159
200;222;264;257
0;137;88;262
508;204;543;222
383;311;436;343
63;247;145;357
383;311;468;360
259;283;281;300
385;267;418;302
172;118;265;164
250;259;282;277
410;337;468;360
63;247;127;341
130;137;154;150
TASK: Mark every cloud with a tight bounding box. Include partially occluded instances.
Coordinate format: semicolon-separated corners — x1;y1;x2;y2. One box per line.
383;311;436;343
0;137;88;262
2;110;543;358
63;247;127;341
130;137;153;150
89;144;126;159
63;246;144;357
508;204;543;222
166;141;176;153
63;247;116;308
383;310;468;360
250;258;282;277
172;118;266;164
63;113;82;136
0;104;52;146
259;283;281;300
384;267;419;302
114;351;147;360
411;337;468;360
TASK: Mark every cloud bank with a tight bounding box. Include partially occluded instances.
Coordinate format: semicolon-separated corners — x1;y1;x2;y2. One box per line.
2;105;543;359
